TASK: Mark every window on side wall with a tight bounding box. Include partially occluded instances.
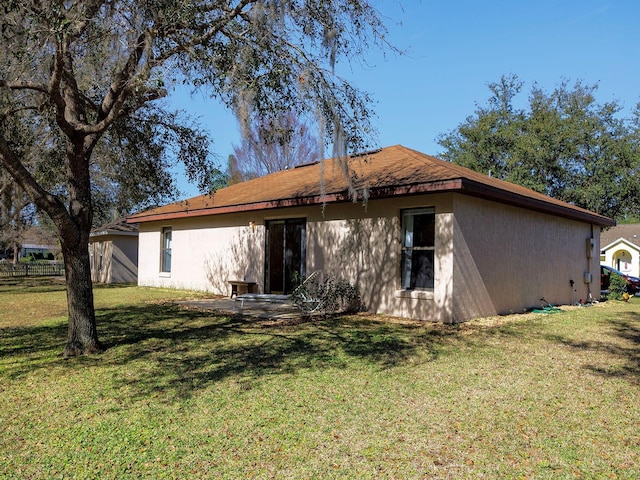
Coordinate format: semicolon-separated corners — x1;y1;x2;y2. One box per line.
401;208;435;290
161;227;172;273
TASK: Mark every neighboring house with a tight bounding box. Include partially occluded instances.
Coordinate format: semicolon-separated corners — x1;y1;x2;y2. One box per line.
1;226;60;262
600;224;640;278
127;145;614;323
19;244;58;260
89;218;139;284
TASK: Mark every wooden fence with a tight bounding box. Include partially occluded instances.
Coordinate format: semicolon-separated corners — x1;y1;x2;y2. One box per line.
0;262;65;277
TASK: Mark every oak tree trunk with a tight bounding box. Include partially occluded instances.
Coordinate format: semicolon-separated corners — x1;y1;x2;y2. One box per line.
60;227;103;357
59;133;103;357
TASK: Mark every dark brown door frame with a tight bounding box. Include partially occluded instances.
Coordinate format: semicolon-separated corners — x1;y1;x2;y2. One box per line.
264;218;306;294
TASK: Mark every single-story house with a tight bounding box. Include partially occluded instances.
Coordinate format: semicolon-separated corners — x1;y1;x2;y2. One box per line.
19;243;58;261
127;145;615;322
600;224;640;278
89;218;139;284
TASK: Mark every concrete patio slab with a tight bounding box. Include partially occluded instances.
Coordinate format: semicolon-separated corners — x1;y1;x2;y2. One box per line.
177;297;303;321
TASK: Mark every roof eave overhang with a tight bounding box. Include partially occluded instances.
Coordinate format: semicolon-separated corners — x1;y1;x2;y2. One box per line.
459;179;616;227
126;179;464;223
127;177;615;228
90;229;139;237
127;194;344;224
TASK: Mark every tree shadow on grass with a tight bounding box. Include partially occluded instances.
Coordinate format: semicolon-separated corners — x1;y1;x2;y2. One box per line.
585;311;640;383
0;276;67;294
89;304;455;403
0;322;68;368
0;301;456;403
547;309;640;385
0;281;143;364
1;296;473;404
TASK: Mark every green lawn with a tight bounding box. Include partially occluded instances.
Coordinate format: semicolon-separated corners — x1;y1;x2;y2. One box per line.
1;278;639;479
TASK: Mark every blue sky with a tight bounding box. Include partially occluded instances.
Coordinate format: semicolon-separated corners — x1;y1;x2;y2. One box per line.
170;0;640;198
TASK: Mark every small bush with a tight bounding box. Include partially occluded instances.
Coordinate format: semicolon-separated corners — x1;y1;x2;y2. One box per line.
290;272;362;316
21;254;33;263
608;273;629;300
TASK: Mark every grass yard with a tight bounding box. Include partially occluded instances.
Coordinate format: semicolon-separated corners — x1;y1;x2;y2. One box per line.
1;278;639;479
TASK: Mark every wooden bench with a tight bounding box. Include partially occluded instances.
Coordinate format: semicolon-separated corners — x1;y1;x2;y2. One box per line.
228;280;257;298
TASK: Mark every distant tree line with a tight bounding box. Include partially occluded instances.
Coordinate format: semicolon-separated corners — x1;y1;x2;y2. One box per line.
437;74;640;222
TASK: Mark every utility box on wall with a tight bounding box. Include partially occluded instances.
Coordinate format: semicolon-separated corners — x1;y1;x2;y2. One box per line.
586;237;595;258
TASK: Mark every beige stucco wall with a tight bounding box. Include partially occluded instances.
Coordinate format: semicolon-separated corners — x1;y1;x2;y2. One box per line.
137;194;455;319
451;195;600;320
136;192;601;322
138;213;265;294
138;194;453;321
112;236;139;283
89;235;139;284
305;194;454;322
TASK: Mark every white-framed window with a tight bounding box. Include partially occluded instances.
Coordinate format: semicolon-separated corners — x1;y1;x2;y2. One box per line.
161;227;172;273
401;208;435;290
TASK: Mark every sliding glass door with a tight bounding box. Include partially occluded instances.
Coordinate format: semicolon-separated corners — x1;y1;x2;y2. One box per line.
265;219;306;294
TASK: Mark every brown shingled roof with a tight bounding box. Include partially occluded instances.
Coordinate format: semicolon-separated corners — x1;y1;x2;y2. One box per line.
91;217;139;236
601;224;640;248
127;145;615;227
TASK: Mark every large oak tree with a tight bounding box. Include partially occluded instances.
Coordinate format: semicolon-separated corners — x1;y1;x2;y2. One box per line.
0;0;388;356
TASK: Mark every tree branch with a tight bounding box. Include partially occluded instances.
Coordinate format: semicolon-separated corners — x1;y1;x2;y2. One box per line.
0;80;49;93
86;0;256;135
0;131;68;227
48;38;77;137
150;0;257;66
